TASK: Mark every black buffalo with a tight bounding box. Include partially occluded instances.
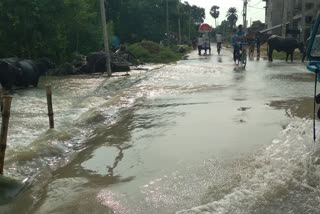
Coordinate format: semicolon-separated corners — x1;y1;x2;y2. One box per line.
267;35;304;62
0;58;22;89
0;58;55;89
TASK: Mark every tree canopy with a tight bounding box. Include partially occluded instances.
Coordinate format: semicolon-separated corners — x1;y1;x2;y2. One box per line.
0;0;205;63
226;7;238;29
210;5;220;27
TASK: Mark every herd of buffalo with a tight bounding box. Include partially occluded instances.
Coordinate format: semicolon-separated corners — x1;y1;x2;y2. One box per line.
0;34;308;90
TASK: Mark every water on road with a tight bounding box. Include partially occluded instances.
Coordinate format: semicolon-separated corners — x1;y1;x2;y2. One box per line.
1;47;320;214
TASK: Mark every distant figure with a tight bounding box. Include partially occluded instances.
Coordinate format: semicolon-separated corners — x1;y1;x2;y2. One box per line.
248;38;255;57
231;28;239;62
236;25;246;50
256;34;261;58
302;37;310;62
192;37;197;50
110;36;120;52
216;33;222;54
203;36;211;55
198;35;204;55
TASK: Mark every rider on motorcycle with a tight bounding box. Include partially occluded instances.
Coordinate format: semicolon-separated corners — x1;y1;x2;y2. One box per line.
236;24;246;52
231;28;239;62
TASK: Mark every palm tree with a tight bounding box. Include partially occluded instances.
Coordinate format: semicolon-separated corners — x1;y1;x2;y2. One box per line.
210;5;220;28
226;7;238;29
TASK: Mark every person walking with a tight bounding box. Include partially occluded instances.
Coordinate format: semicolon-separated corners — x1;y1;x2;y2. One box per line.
216;32;223;54
256;34;261;58
231;29;239;63
198;34;204;55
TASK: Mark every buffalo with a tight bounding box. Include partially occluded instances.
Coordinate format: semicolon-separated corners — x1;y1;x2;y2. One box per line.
0;58;22;89
0;58;55;90
267;35;304;62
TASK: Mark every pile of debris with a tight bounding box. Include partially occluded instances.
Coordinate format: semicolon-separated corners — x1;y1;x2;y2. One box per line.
49;46;137;76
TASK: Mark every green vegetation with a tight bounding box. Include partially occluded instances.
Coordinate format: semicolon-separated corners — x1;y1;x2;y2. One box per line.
0;0;205;64
127;41;184;63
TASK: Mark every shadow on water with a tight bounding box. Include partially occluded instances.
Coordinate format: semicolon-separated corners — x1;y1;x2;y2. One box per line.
268;97;316;119
0;176;27;205
268;72;314;83
217;56;222;63
233;66;246;73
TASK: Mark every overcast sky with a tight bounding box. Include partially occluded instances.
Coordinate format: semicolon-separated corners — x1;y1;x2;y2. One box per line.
183;0;265;27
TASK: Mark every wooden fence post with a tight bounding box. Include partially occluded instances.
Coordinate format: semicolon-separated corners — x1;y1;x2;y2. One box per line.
46;85;54;129
0;96;12;175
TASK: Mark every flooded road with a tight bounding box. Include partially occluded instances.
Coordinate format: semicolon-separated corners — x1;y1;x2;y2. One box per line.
2;47;320;214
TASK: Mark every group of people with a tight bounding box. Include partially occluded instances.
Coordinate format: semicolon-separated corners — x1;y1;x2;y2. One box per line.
231;24;261;63
192;33;222;56
194;34;211;55
193;24;261;61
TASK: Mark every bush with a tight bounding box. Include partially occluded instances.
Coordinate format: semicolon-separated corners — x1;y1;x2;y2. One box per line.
127;41;184;63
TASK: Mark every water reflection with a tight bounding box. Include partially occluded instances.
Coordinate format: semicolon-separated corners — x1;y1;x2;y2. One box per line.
233;67;247;83
268;97;316;118
107;145;125;177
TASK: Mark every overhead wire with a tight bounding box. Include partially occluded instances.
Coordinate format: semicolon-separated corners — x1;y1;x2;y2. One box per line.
249;0;263;7
248;6;265;10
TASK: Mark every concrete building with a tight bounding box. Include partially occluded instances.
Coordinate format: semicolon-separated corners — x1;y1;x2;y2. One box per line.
262;0;320;41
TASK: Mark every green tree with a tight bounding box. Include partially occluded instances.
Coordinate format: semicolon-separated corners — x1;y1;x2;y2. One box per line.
210;5;220;28
0;0;102;62
0;0;206;63
226;7;238;29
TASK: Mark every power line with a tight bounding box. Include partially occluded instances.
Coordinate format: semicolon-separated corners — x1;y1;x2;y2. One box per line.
248;6;264;10
250;0;263;7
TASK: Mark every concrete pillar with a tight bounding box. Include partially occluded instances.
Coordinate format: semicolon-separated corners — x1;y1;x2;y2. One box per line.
282;0;288;37
301;0;306;42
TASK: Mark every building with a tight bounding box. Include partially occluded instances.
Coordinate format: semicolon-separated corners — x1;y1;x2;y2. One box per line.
262;0;320;41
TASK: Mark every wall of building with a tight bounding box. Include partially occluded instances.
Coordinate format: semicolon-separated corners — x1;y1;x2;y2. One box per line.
264;0;320;40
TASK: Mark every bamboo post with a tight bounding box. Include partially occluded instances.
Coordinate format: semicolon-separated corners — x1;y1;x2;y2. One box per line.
0;96;12;175
46;85;54;129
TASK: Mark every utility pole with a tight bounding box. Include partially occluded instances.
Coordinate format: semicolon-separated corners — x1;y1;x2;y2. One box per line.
99;0;112;77
282;0;288;37
166;0;169;43
243;0;248;29
288;0;294;38
177;0;181;44
301;0;306;42
188;9;191;41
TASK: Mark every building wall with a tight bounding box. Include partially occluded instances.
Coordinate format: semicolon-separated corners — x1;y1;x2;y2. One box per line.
264;0;320;39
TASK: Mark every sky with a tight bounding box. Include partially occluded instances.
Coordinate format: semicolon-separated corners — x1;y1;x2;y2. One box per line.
183;0;266;27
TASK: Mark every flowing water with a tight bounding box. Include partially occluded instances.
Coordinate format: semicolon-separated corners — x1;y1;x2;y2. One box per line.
1;48;320;214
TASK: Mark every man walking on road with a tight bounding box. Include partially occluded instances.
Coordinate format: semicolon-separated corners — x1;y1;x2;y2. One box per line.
231;29;239;62
198;34;204;55
216;32;222;54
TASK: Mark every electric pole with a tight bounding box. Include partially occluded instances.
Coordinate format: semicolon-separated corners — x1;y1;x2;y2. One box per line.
99;0;112;77
188;9;191;41
301;0;306;42
177;0;181;44
282;0;288;37
243;0;248;29
166;0;169;43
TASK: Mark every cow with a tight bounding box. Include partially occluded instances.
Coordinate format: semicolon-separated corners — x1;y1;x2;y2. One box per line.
267;35;304;62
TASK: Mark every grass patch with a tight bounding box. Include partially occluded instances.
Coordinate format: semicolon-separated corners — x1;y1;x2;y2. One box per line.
260;44;302;61
127;41;185;63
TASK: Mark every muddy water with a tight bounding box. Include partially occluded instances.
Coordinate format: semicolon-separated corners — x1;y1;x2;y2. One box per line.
1;48;320;214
